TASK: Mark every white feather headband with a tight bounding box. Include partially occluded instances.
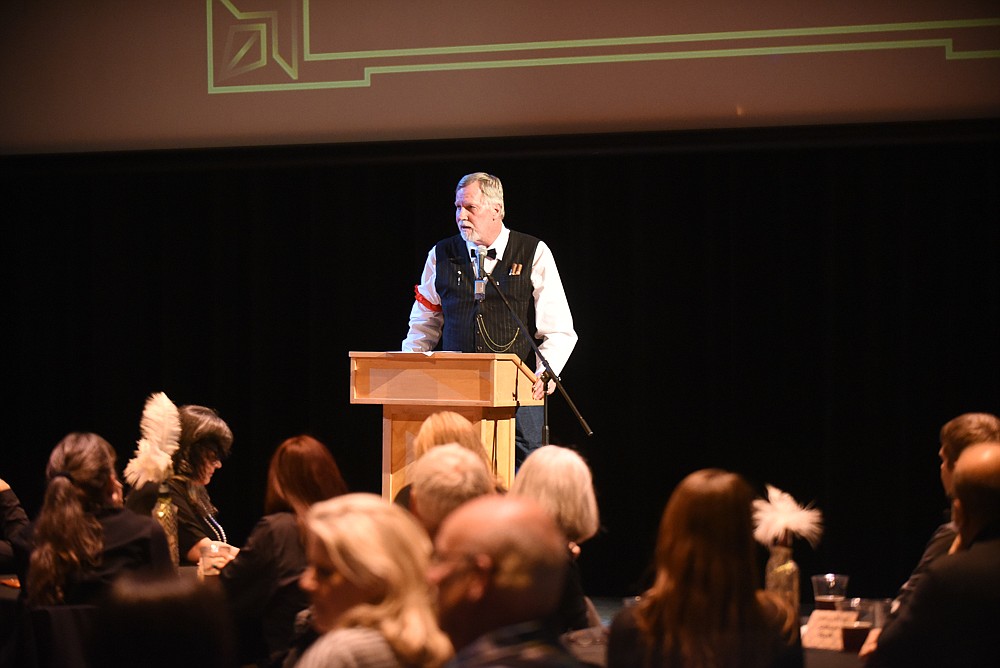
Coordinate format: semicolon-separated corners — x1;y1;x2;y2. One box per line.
124;391;181;488
752;484;824;548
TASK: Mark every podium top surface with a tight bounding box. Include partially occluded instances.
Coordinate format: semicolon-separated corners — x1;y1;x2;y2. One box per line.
349;351;540;407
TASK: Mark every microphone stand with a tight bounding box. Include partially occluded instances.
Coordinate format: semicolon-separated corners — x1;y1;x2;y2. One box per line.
481;269;593;443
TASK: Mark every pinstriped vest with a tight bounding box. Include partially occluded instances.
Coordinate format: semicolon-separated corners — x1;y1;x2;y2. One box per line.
435;231;540;366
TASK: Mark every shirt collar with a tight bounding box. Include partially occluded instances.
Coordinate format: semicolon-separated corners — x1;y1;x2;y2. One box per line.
466;225;509;261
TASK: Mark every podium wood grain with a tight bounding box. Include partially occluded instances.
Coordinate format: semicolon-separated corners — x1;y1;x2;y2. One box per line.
349;352;540;499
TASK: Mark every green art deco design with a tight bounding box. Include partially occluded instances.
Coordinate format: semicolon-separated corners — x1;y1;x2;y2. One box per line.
206;0;1000;94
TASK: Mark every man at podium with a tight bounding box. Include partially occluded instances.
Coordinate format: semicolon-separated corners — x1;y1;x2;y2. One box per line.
402;171;577;464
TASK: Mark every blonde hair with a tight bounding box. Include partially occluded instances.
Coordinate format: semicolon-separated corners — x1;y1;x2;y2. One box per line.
509;445;599;544
413;411;502;489
414;412;483;456
305;493;452;667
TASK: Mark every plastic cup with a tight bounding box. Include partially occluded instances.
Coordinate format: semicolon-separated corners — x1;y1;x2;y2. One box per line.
837;598;889;654
811;573;849;610
198;541;231;578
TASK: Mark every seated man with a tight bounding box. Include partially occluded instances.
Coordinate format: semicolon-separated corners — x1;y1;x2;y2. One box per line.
869;441;1000;668
889;412;1000;617
409;443;496;539
428;495;582;667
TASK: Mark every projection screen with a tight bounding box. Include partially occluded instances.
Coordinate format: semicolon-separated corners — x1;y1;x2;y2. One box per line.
1;0;998;154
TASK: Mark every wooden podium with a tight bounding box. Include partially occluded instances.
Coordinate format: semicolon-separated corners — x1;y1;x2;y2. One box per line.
349;352;541;499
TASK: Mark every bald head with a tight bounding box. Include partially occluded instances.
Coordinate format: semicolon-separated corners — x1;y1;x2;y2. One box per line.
952;441;1000;543
429;495;568;649
445;495;567;580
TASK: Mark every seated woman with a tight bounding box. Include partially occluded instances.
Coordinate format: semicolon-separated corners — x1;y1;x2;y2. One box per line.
509;445;601;632
607;468;802;668
126;401;236;565
290;493;452;668
219;434;349;668
16;432;173;606
394;410;504;508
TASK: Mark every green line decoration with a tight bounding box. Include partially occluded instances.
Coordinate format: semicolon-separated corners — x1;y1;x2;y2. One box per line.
206;1;1000;94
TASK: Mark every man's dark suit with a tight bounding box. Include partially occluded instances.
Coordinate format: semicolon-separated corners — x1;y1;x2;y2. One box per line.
870;527;1000;668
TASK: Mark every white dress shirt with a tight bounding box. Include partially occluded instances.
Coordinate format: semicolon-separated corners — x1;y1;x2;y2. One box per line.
402;225;578;378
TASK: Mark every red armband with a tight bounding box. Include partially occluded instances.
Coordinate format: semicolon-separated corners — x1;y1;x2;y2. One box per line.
414;285;442;312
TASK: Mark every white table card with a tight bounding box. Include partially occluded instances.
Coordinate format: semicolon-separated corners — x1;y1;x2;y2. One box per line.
801;610;859;651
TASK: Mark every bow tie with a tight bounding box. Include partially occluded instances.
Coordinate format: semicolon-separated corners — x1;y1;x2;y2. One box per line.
470;248;497;260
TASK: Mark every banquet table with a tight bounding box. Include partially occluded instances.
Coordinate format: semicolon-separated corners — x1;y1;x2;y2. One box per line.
1;576;868;668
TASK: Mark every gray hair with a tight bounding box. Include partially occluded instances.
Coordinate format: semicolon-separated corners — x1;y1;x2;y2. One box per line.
457;172;505;220
509;445;600;544
411;444;495;536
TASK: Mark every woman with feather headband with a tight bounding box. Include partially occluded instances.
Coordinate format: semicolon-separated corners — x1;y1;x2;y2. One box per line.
14;432;173;606
125;393;237;565
607;469;803;668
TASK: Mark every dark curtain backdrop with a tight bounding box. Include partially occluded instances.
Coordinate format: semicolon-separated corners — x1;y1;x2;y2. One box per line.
3;119;998;599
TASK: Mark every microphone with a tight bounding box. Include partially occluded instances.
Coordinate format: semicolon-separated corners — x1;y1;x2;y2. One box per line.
476;245;489;278
475;245;488;302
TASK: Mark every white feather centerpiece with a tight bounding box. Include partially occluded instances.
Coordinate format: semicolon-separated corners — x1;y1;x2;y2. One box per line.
753;484;824;548
124;391;182;567
124;392;181;489
752;484;824;616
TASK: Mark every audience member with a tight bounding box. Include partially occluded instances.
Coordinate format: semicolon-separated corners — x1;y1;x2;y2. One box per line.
289;493;452;668
92;571;238;668
409;443;496;538
16;432;174;606
428;494;580;667
0;476;28;660
126;403;236;564
0;477;29;573
395;411;504;508
413;411;486;458
889;412;1000;617
607;469;801;668
219;434;349;668
510;445;601;633
869;441;1000;667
